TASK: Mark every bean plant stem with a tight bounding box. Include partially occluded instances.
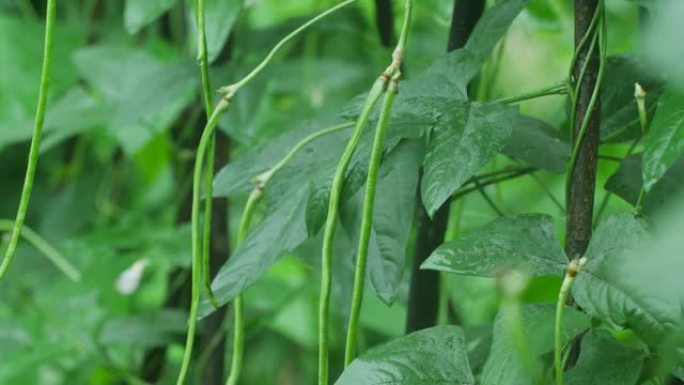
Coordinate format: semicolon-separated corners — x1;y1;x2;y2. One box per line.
176;0;220;383
318;76;387;385
0;0;56;281
220;0;359;96
344;79;398;366
342;0;412;365
226;188;263;385
176;100;230;385
176;2;356;383
0;220;81;282
194;0;220;308
494;83;567;105
554;258;587;385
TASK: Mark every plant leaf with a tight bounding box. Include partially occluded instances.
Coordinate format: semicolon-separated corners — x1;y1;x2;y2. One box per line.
465;0;527;62
98;309;187;348
643;88;684;190
421;102;517;215
502;114;570;173
601;55;665;142
336;325;475;385
605;153;684;215
213;120;351;198
565;330;644;385
571;213;680;345
124;0;177;34
422;213;566;277
480;304;590;385
203;0;241;63
201;179;311;317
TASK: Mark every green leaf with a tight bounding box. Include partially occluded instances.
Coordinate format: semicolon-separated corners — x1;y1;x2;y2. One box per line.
213;120;351;198
387;0;527;140
109;63;198;154
605;153;684;215
98;309;188;348
502;114;570;173
465;0;527;63
203;0;241;63
643;88;684;190
481;304;590;385
421;102;517;215
0;15;82;149
571;213;679;345
336;325;475;385
565;330;644;385
340;141;422;304
74;46;199;154
601;55;665;142
201;179;311;316
124;0;178;34
422;213;566;278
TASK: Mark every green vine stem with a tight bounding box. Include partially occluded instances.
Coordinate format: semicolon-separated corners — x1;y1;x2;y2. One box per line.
225;187;261;385
554;257;587;385
226;121;352;385
176;2;357;384
192;0;218;307
219;0;358;98
0;0;57;281
177;99;230;385
344;78;399;366
494;83;568;105
0;220;81;282
193;0;220;309
318;75;387;385
343;0;413;366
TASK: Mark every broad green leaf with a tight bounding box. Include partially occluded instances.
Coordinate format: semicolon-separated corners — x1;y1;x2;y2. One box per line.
304;124;403;238
74;46;198;154
203;0;241;63
643;88;684;190
213;120;351;198
601;55;665;142
465;0;527;62
340;141;422;304
502;115;570;173
98;309;187;348
565;330;644;385
422;213;566;278
0;15;82;148
387;0;527;139
124;0;177;34
571;213;680;345
109;63;198;153
605;153;684;215
201;178;311;316
421;102;517;215
336;325;475;385
481;304;590;385
37;87;112;152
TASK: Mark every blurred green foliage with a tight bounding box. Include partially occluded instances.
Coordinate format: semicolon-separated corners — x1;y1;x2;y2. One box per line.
1;0;683;384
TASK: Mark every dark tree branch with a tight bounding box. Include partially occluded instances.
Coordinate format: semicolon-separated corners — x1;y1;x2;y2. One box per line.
374;0;396;48
405;0;485;334
447;0;486;52
566;0;601;260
